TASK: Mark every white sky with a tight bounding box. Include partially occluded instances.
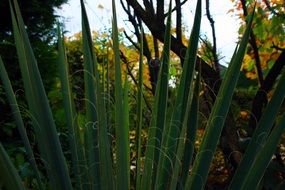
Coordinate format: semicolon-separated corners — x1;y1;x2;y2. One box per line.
56;0;241;64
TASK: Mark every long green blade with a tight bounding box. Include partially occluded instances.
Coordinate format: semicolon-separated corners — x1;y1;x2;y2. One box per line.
155;0;201;188
143;1;172;189
180;68;202;188
169;64;201;190
135;27;144;190
123;72;130;188
80;0;114;189
0;56;43;189
140;47;168;188
186;9;254;190
229;63;285;189
10;0;72;189
240;113;285;189
0;143;25;190
112;0;130;189
57;26;84;189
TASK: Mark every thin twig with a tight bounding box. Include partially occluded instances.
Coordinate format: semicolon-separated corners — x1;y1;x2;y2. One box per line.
272;43;285;51
123;31;140;50
119;50;153;112
263;0;285;18
205;0;219;73
164;0;188;17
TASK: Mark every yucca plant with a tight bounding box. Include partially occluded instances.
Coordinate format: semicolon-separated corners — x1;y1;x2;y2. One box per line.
1;0;285;189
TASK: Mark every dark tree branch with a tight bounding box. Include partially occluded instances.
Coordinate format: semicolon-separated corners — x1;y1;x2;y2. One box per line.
121;0;160;94
272;43;285;51
134;21;160;94
248;50;285;131
151;37;160;93
142;0;156;19
156;0;164;26
163;0;188;17
126;0;221;91
124;29;158;94
240;0;264;87
153;37;159;58
124;31;140;50
137;18;152;60
175;0;182;45
263;0;285;18
121;1;147;55
120;0;127;12
205;0;219;73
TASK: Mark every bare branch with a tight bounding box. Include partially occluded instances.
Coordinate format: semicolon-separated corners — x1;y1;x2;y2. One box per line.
263;0;285;18
143;0;155;16
175;0;182;45
272;43;285;51
156;0;165;26
121;0;152;60
248;50;285;131
124;31;140;50
164;0;188;17
205;0;219;73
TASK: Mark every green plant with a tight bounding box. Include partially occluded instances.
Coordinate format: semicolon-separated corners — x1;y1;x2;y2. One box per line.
1;0;285;189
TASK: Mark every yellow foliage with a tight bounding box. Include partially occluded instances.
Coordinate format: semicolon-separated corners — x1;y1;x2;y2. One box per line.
232;0;284;80
241;54;252;71
239;111;249;120
271;0;284;5
245;71;257;80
